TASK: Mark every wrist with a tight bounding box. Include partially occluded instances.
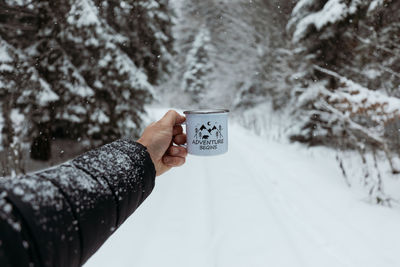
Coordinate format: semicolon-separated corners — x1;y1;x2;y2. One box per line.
136;139;159;175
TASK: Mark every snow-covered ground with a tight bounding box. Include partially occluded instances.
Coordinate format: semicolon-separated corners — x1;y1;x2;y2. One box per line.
85;109;400;267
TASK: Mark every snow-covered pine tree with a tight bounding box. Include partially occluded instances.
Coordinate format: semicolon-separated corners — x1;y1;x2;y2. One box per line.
286;0;400;203
28;0;96;141
287;0;399;93
181;27;214;105
0;0;175;166
234;0;297;110
96;0;174;85
31;38;95;140
54;0;154;143
0;1;95;158
169;0;264;107
286;0;399;149
0;37;59;164
336;2;400;99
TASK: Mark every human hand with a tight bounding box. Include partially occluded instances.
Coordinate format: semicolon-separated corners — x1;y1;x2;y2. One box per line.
137;110;187;176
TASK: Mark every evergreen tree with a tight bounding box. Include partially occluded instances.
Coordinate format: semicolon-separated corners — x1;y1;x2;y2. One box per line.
32;39;95;139
0;0;175;167
286;0;400;202
170;0;266;107
286;0;400;152
96;0;174;84
0;37;58;162
56;0;154;142
181;27;214;105
232;0;296;111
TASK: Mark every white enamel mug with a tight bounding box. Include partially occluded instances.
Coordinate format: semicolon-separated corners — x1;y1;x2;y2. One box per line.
183;109;229;156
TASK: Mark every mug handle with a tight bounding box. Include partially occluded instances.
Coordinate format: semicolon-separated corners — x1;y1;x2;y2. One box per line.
176;121;187;148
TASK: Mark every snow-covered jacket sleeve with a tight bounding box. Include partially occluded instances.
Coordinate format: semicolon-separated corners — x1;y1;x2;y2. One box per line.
0;139;156;267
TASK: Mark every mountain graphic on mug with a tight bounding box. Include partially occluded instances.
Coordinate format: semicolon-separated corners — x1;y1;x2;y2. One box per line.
194;122;223;140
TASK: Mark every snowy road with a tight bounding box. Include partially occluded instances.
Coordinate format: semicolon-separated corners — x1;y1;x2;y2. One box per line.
85;111;400;267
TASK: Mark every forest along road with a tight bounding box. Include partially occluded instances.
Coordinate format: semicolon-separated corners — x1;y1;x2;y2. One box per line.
85;109;400;267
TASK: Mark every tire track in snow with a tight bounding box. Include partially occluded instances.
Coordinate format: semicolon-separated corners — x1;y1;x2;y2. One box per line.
235;138;354;267
231;138;310;267
236;125;397;267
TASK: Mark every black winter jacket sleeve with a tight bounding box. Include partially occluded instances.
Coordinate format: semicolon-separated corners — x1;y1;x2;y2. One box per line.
0;139;156;267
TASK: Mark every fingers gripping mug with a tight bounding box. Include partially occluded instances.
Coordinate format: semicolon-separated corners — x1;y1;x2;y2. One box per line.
183;109;229;156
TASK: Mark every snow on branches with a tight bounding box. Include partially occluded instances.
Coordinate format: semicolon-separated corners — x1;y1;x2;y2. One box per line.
287;0;389;42
182;27;214;105
291;66;400;149
0;37;58;172
285;0;400;203
95;0;174;84
60;0;154;141
289;65;400;204
0;0;174;169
